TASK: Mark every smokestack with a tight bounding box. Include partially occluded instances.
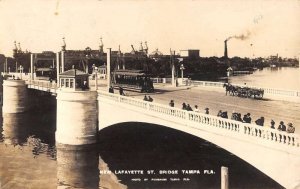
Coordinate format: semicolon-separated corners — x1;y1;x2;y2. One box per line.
224;40;228;59
224;40;230;67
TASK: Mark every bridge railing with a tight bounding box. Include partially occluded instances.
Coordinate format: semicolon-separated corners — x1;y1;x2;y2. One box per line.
98;91;299;147
191;80;300;97
26;80;58;93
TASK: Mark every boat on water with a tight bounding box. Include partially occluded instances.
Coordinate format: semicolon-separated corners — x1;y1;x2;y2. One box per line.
270;64;277;68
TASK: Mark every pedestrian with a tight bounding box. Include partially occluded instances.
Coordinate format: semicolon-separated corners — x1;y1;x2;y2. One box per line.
243;113;252;123
287;123;295;133
205;108;209;114
143;95;148;101
109;86;114;93
217;110;223;117
83;80;88;90
186;104;193;111
182;103;187;110
278;121;286;131
255;117;265;126
270;120;275;129
119;86;125;96
221;111;228;119
148;96;153;102
194;105;200;113
169;100;175;107
236;113;243;122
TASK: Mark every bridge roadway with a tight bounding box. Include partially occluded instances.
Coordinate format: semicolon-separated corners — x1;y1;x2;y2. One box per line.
26;79;300;135
26;80;300;188
102;84;300;135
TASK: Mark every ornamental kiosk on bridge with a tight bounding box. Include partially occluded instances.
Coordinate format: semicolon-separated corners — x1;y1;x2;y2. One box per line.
59;68;89;91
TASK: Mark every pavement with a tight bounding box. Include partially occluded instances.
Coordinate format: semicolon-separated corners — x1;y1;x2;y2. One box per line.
97;83;300;135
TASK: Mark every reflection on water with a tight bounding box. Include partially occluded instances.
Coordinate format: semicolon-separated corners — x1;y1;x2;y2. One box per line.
57;144;99;189
0;112;57;189
0;110;283;189
2;113;29;145
229;67;300;90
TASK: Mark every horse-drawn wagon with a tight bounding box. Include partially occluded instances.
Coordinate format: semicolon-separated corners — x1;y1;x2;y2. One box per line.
223;83;264;99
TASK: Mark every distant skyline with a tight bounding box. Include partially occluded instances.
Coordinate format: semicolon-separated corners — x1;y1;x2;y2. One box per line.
0;0;299;58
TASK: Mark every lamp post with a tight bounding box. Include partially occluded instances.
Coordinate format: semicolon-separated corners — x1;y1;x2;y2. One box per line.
92;64;98;91
19;65;23;79
180;63;185;81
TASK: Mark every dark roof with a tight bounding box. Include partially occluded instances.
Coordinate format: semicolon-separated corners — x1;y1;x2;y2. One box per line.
36;68;53;71
114;69;150;76
59;69;88;77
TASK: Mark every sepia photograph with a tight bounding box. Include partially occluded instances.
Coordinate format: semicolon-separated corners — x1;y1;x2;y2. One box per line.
0;0;299;188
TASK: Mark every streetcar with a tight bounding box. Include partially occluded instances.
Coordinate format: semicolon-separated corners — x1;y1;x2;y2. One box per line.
113;69;154;93
35;67;57;82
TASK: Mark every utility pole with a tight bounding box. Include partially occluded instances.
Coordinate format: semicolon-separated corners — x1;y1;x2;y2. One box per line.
107;48;111;90
170;49;176;87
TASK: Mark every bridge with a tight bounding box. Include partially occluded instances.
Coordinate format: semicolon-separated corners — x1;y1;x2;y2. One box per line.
2;78;300;189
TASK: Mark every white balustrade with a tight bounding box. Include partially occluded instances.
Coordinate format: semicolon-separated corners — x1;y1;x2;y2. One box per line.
191;80;300;98
98;91;299;147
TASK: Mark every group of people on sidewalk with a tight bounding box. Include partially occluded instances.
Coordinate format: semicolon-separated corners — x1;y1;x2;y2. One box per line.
168;100;296;134
143;95;153;102
169;100;210;114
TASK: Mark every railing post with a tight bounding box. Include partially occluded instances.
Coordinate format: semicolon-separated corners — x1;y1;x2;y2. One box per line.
185;111;189;120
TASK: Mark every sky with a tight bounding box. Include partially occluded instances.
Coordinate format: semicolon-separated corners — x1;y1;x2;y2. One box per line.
0;0;299;58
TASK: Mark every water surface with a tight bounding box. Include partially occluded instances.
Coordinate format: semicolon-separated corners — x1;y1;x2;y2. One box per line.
229;67;300;91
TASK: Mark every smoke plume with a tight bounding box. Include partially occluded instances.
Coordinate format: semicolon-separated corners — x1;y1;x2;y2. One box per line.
226;30;251;41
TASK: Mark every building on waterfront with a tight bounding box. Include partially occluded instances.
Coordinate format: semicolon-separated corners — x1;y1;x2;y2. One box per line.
179;49;200;60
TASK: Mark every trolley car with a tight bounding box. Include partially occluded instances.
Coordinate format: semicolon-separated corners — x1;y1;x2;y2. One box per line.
113;70;154;93
35;67;57;82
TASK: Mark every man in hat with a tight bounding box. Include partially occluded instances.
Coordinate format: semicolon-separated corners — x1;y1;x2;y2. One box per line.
277;121;286;131
169;100;174;107
182;103;187;110
287;123;295;133
186;104;193;111
205;108;209;114
270;120;275;129
243;113;252;123
143;95;148;101
194;105;200;113
217;110;223;117
255;117;265;126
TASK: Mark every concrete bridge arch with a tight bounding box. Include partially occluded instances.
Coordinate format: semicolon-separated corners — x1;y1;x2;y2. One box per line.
98;95;300;189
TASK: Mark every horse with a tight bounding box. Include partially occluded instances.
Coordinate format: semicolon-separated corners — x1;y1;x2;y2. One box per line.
223;83;234;96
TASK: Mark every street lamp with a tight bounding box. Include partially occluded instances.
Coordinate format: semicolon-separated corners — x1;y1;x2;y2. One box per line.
92;64;98;91
19;65;23;79
180;63;185;81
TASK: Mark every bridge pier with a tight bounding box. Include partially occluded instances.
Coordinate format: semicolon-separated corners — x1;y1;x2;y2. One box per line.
2;80;29;113
56;144;99;189
56;90;98;145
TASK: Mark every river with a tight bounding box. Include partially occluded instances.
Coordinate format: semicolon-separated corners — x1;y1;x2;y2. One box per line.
228;67;300;91
0;97;283;189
